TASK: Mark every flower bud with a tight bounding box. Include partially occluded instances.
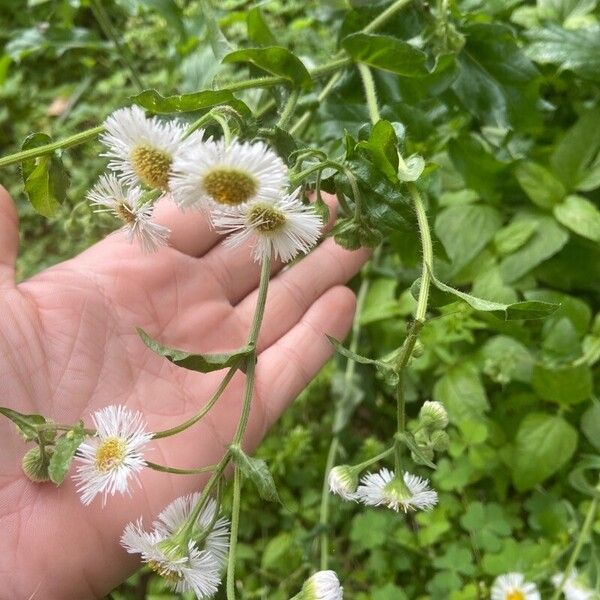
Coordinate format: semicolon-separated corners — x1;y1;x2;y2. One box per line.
328;465;358;501
301;570;343;600
22;446;52;482
431;430;450;452
419;401;448;431
412;339;425;358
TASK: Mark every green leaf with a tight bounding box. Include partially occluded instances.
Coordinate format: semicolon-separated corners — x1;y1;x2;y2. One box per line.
199;0;232;60
0;407;46;441
357;120;399;182
553;195;600;242
581;402;600;451
130;90;250;117
341;33;428;77
247;8;276;46
429;270;559;320
569;455;600;499
494;219;539;255
499;214;569;283
222;47;312;89
435;204;502;273
512;412;577;491
396;431;436;469
261;532;295;570
137;328;251;373
48;422;86;485
551;107;600;189
526;24;600;82
460;502;512;552
21;133;69;217
452;23;540;129
532;363;592;405
229;445;280;503
515;161;566;209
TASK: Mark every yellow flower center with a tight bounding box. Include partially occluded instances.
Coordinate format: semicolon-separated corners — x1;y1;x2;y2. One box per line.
202;168;258;206
247;203;286;233
507;592;525;600
114;202;137;225
148;560;183;583
130;144;172;190
95;437;126;472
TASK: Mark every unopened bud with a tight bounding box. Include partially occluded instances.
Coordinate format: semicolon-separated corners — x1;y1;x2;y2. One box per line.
431;430;450;452
22;447;52;482
419;401;448;431
328;465;358;501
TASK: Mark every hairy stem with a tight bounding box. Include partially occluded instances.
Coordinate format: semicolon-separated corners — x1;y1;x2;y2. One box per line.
226;466;243;599
276;89;301;130
362;0;414;33
357;63;381;124
145;462;218;475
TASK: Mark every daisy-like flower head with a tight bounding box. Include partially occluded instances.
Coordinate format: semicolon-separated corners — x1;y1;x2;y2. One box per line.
552;570;596;600
101;105;204;191
212;189;322;263
121;494;230;599
301;570;344;600
355;467;438;513
87;173;170;252
491;573;541;600
328;465;358;501
169;137;288;211
73;405;152;506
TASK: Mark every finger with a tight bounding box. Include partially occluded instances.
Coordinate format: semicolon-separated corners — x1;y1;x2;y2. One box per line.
249;285;356;438
200;192;340;304
236;237;369;350
152;196;221;257
0;185;18;286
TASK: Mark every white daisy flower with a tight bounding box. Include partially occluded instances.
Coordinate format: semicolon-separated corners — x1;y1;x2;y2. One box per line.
552;570;596;600
328;466;358;501
491;573;541;600
355;467;438;513
100;105;204;191
212;189;322;263
87;173;170;252
301;570;344;600
121;495;230;599
169;137;288;211
73;405;152;506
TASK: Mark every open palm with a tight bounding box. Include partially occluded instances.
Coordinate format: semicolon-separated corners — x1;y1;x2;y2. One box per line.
0;186;368;600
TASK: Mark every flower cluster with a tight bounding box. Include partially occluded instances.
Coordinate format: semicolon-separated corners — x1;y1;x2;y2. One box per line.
89;106;322;263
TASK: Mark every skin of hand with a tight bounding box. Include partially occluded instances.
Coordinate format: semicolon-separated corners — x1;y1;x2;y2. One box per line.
0;185;369;600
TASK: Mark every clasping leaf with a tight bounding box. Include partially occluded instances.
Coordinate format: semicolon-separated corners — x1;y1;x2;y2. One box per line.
229;444;280;503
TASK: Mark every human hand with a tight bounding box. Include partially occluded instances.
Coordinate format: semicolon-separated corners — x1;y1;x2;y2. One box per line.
0;186;368;600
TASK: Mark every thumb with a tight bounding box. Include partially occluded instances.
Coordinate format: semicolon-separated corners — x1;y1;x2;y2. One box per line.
0;185;19;286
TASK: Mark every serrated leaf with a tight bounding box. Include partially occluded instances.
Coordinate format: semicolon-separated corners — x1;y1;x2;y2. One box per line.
48;422;86;484
0;407;46;441
21;132;69;217
357;120;399;182
222;47;312;89
342;33;428;77
130;90;250;116
138;328;251;373
229;445;280;503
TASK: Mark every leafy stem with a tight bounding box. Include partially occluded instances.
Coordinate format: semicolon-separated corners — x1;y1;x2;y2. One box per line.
276;89;301;130
357;63;381;124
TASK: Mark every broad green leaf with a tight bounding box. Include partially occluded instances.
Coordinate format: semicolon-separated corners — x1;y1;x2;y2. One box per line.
512;412;577;491
21;132;69;217
551;107;600;189
138;328;251;373
532;363;592;405
48;422;86;485
553;195;600;242
494;219;539;255
247;8;276;46
0;407;46;441
515;161;566;209
229;445;280;503
433;362;488;422
357;119;399;182
460;502;512;552
429;270;559;320
360;278;413;325
341;33;428;77
452;23;540;129
480;335;534;384
130;90;250;116
499;214;569;283
435;204;502;273
526;25;600;82
581;402;600;451
350;511;394;551
222;47;312;89
261;533;295;570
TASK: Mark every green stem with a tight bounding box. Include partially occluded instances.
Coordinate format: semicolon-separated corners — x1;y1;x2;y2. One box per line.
410;183;432;322
276;89;300;130
213;113;232;145
353;446;395;472
152;365;238;439
145;462;218;475
357;63;381;124
90;0;144;92
550;492;599;600
362;0;414;33
319;262;373;571
226;466;243;599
